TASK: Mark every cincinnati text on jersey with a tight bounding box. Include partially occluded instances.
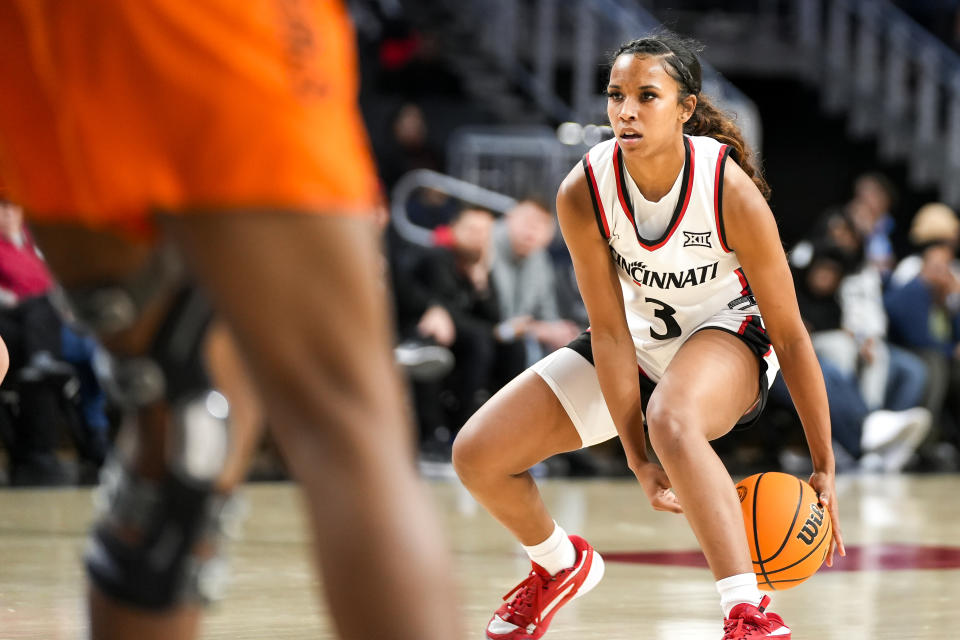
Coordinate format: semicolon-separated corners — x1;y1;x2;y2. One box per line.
610;247;720;289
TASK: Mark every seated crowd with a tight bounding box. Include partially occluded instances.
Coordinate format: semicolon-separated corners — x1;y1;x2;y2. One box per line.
389;172;960;476
389;195;583;460
771;173;960;473
3;169;959;485
0;199;110;485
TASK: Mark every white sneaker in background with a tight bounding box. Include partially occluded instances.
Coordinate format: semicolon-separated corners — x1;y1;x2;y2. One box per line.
860;407;932;472
394;341;455;381
861;410;909;452
879;407;932;472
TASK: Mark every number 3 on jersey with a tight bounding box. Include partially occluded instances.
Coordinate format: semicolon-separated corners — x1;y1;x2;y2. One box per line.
645;297;681;340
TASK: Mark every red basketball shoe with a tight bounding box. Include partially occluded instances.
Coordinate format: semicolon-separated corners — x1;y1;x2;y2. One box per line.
722;595;791;639
485;535;604;640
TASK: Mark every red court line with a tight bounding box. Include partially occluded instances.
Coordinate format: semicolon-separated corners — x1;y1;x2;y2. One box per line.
602;544;960;572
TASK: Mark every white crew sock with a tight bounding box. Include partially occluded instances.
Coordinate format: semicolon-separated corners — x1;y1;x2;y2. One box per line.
716;573;764;618
522;521;577;576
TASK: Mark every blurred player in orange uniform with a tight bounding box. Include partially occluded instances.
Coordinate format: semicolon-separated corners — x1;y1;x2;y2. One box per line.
0;2;458;639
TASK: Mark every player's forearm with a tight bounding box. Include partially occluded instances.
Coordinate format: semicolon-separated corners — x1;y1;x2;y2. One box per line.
591;332;648;468
776;337;835;473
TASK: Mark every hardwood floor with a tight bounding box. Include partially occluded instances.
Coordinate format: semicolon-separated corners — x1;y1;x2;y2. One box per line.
0;474;957;638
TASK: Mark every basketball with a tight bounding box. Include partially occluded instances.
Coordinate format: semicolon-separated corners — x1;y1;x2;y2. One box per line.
736;472;831;591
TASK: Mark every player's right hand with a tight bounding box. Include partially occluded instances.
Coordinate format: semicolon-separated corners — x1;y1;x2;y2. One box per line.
809;470;845;567
634;461;683;514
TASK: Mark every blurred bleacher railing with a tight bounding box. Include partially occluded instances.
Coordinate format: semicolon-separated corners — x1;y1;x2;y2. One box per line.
446;125;603;203
432;0;761;202
390;170;517;246
431;0;960;208
444;0;761;145
796;0;960;201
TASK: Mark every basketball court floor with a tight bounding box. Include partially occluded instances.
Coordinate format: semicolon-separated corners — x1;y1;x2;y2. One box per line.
1;473;957;639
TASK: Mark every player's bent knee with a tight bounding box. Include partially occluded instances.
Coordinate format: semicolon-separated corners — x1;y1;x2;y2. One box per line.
645;403;698;459
451;422;504;483
451;429;481;481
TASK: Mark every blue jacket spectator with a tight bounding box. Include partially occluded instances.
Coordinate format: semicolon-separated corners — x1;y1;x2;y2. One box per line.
885;272;960;355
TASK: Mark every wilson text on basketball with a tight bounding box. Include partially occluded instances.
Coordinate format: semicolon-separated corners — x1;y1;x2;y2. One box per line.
796;503;825;545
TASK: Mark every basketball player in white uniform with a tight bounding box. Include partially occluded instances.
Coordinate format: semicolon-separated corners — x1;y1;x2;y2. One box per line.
453;33;845;640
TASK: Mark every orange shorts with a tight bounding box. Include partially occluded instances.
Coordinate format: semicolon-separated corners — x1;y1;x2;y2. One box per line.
0;0;379;238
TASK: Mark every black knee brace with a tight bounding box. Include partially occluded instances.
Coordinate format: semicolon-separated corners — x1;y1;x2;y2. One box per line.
74;279;244;610
85;434;242;609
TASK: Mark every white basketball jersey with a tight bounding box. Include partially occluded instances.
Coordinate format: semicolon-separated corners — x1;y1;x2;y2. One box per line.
581;134;780;384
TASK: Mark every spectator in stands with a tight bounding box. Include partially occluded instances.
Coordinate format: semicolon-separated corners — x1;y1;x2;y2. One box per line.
393;206;504;452
377;102;444;191
792;208;929;411
375;102;458;230
792;241;847;334
380;200;455;384
848;172;898;275
783;238;931;471
489;197;581;384
816;213;928;412
890;202;960;287
885;237;960;466
887;203;960;458
0;200;110;484
770;356;931;473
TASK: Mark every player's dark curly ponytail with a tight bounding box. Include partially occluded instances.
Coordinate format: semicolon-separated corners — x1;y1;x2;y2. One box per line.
611;32;771;200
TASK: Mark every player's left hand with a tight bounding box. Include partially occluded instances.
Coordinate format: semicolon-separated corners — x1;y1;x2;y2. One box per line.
808;470;846;567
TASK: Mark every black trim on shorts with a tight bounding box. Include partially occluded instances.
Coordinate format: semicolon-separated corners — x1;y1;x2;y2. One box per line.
564;326;771;428
691;320;772;429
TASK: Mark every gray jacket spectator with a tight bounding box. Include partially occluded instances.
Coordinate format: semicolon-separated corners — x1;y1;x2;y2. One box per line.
489;199;580;380
491;216;559;323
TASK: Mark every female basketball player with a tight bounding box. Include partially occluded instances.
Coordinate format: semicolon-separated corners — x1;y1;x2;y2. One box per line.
453;33;845;640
